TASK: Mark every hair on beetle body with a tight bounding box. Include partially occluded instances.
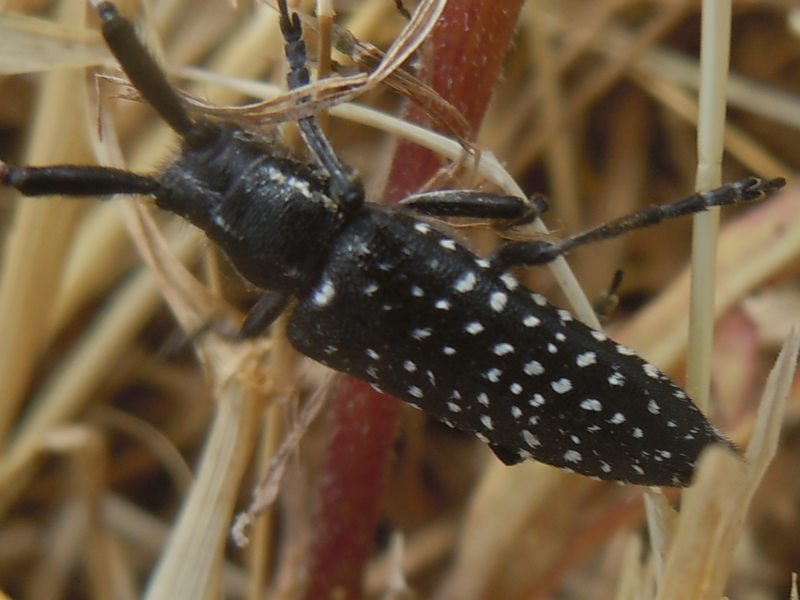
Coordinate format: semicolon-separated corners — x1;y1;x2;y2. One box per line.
0;0;785;487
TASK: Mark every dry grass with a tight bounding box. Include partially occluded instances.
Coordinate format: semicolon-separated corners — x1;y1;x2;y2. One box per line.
0;0;798;598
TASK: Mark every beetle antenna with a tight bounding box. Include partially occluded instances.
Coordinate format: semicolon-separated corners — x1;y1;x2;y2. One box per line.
92;1;195;137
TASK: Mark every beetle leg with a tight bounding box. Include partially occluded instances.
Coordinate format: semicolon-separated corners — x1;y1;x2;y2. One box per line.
493;176;785;269
277;0;364;211
399;190;548;224
238;291;292;339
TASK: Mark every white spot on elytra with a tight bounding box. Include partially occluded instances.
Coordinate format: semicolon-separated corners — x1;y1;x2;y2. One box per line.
465;321;484;335
427;370;436;385
477;392;490;406
414;222;431;234
485;368;502;383
411;327;432;340
616;344;636;356
643;363;661;379
555;332;566;342
363;282;378;296
500;273;519;290
476;432;489;443
490;292;508;312
632;427;644;439
523;315;541;328
591;330;608;342
510;383;523;395
576;352;596;367
493;343;514;356
366;348;379;360
443;346;456;355
600;462;611;473
511;405;522;418
570;435;581;444
454;271;477;293
547;343;558;354
557;309;573;322
523;360;544;376
522;430;540;447
530;394;546;407
447;402;461;413
531;293;547;306
659;450;672;459
403;360;417;372
480;415;494;430
608;372;626;386
551;378;572;394
411;286;424;297
475;258;491;269
435;299;451;310
408;386;423;398
648;400;661;415
632;465;645;475
609;412;626;424
674;389;688;399
439;238;457;250
580;399;602;411
313;280;335;306
564;450;582;463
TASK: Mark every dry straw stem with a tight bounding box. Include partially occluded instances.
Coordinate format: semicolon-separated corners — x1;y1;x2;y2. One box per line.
0;0;91;464
180;0;450;124
687;0;733;412
38;425;135;600
615;184;800;374
0;1;274;503
656;329;800;599
0;1;282;595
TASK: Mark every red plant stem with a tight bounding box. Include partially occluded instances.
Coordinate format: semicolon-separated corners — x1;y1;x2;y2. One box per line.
303;2;525;598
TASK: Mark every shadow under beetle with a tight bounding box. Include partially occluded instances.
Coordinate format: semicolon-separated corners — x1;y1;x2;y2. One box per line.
2;0;785;487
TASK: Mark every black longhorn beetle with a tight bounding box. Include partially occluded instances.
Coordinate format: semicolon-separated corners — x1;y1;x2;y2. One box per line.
2;0;785;487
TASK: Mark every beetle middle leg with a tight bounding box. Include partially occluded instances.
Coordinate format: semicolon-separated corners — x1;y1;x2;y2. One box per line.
398;190;549;224
492;176;785;269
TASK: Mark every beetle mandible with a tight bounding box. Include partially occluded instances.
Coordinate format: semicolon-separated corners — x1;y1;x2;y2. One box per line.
1;0;785;487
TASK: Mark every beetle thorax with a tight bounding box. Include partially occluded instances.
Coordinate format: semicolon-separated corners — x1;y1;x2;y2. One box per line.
156;122;351;293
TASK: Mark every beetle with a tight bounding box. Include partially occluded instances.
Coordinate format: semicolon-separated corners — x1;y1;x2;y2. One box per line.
1;0;784;486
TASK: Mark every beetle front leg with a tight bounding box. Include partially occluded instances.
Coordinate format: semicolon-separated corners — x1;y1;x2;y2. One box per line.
277;0;364;211
398;190;548;224
238;291;292;339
